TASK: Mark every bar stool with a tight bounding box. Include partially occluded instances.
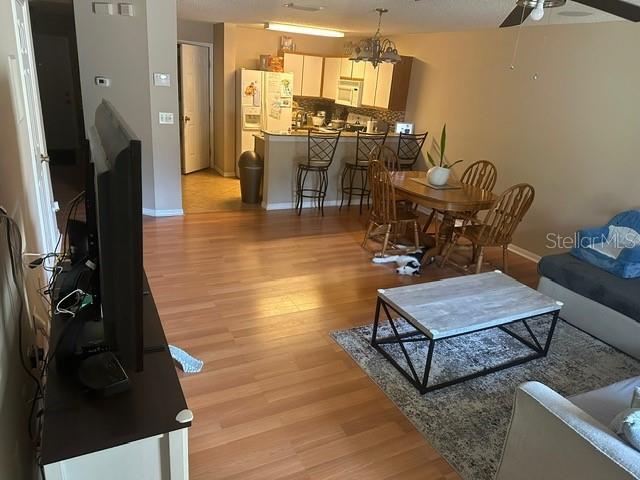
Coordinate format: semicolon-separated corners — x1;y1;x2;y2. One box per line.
339;131;387;214
397;131;429;170
295;129;341;216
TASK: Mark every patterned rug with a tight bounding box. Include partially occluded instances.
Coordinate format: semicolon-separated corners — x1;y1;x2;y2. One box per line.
330;316;640;480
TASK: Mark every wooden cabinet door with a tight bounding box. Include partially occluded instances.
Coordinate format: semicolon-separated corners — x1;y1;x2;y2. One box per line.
283;53;304;96
374;63;394;109
351;61;365;80
361;62;378;106
340;57;352;78
322;57;341;99
301;55;323;97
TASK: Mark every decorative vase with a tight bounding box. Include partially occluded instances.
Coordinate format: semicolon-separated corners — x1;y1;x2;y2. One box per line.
427;166;450;186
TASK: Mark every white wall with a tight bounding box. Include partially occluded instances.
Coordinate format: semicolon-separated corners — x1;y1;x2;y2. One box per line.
392;21;640;255
74;0;182;215
0;1;48;478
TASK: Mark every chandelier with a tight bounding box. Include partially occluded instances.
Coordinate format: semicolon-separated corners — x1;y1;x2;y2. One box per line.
349;8;401;68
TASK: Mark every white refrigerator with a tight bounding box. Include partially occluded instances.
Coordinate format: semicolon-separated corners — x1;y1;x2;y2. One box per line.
236;69;294;169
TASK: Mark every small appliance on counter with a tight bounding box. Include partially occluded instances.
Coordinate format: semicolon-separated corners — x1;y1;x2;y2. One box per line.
395;122;414;134
344;112;371;133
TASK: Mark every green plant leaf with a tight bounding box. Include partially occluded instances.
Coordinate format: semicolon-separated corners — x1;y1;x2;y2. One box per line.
448;159;464;169
427;152;437;167
440;124;447;166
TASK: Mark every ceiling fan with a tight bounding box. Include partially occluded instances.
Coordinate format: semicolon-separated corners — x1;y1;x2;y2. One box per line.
500;0;640;27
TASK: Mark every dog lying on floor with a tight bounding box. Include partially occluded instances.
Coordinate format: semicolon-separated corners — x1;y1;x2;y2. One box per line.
372;249;426;276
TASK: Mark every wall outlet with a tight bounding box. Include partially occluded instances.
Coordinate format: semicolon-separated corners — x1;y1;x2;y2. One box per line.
92;2;114;15
159;112;174;125
95;76;111;87
153;73;171;87
118;3;134;16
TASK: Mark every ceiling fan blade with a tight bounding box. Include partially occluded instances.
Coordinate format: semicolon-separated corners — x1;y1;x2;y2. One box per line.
572;0;640;21
500;5;534;28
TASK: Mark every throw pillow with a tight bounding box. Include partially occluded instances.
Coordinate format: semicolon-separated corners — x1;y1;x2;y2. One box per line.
622;410;640;451
610;387;640;451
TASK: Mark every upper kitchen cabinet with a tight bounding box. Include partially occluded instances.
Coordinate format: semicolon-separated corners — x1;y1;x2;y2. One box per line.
322;57;341;100
283;53;304;96
360;56;413;111
301;55;323;97
339;58;365;80
283;53;324;97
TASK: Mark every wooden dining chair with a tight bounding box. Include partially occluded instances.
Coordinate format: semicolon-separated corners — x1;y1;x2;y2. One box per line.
362;160;420;256
440;183;535;274
422;160;498;233
369;144;400;171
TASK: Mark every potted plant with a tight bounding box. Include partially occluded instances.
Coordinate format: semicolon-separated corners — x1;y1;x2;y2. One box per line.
426;124;463;186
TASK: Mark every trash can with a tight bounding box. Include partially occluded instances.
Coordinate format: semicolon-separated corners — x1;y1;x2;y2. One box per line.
238;150;263;204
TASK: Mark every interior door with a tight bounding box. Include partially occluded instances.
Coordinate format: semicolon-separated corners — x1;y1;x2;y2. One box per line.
33;33;80;153
179;43;210;174
10;0;59;252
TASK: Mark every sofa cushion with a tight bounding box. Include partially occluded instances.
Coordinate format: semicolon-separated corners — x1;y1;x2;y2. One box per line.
538;253;640;323
570;376;640;426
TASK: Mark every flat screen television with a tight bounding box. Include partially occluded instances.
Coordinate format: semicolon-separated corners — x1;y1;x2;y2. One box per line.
87;100;143;372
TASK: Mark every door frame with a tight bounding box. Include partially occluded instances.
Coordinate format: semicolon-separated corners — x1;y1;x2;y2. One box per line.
10;0;59;253
177;40;213;171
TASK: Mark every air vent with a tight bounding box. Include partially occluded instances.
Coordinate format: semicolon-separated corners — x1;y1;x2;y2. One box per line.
282;2;325;12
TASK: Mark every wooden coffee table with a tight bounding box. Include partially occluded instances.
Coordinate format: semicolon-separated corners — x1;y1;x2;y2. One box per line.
371;271;563;394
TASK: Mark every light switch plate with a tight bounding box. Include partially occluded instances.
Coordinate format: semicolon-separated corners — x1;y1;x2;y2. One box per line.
95;76;111;87
159;112;174;125
118;3;134;16
92;2;114;15
153;73;171;87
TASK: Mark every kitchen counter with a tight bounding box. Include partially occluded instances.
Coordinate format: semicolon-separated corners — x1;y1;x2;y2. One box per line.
254;130;403;211
256;129;400;139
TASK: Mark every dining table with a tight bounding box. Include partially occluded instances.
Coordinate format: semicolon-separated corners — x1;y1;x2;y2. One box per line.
391;170;498;265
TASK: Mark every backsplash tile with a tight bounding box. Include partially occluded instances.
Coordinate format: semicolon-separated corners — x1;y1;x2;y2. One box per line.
294;96;405;131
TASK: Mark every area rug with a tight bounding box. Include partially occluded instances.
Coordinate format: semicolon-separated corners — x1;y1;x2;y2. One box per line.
330;316;640;480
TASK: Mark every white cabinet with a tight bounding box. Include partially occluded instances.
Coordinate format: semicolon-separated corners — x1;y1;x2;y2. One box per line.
351;61;365;80
322;57;341;100
339;58;365;80
283;53;323;97
340;57;352;78
283;53;304;96
361;62;378;106
374;63;394;109
301;55;323;97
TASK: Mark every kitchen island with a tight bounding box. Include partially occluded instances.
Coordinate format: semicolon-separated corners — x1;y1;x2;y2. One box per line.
254;130;401;211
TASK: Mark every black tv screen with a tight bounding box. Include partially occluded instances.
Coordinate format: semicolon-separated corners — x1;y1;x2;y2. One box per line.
88;100;143;372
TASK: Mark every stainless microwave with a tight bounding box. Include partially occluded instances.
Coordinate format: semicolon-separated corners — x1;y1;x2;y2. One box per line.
335;79;363;107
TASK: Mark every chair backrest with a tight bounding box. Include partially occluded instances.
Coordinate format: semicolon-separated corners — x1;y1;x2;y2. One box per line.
369;145;400;172
305;129;341;167
461;160;498;192
355;131;387;165
368;159;398;225
480;183;535;245
397;131;428;169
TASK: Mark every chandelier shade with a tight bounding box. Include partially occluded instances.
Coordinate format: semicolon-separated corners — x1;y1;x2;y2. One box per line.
349;8;401;68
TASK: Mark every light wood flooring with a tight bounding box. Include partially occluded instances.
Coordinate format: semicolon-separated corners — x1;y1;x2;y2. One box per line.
143;207;538;479
181;168;260;213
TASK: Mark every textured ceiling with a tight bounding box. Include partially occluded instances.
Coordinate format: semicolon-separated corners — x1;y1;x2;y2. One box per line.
177;0;640;34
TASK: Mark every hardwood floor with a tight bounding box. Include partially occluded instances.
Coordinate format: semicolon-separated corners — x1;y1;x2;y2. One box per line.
143;207;538;479
181;168;260;213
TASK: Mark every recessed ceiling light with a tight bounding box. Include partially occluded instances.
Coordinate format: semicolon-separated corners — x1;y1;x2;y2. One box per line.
557;10;594;17
265;22;344;37
282;2;325;12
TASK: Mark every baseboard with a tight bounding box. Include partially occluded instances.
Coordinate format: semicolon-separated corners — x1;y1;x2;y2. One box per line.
142;208;184;217
212;164;236;178
507;244;541;263
265;200;341;211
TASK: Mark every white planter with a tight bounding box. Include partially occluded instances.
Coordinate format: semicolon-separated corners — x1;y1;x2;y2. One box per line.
427;166;451;186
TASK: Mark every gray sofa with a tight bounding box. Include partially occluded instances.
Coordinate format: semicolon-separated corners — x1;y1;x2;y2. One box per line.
538;253;640;360
496;377;640;479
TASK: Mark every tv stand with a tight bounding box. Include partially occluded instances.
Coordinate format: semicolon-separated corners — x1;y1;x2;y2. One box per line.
41;273;191;479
